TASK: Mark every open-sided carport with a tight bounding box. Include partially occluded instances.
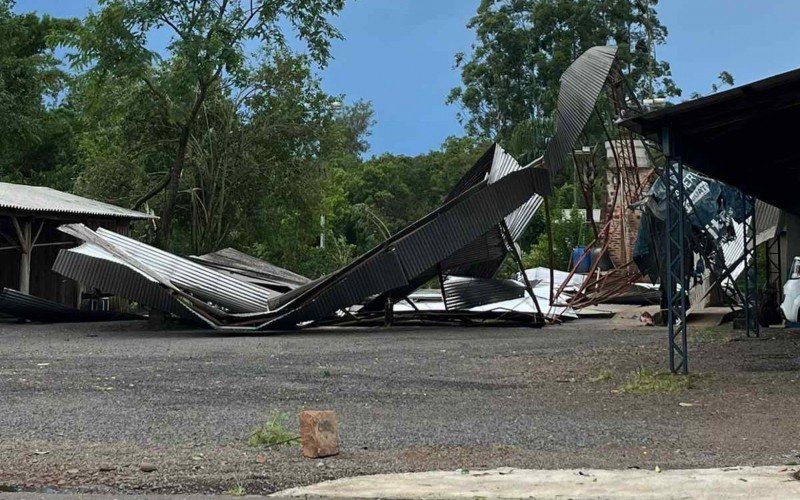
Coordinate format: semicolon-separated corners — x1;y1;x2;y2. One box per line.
620;66;800;373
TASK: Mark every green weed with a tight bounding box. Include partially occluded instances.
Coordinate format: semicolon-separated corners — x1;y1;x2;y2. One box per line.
618;369;703;394
247;411;300;448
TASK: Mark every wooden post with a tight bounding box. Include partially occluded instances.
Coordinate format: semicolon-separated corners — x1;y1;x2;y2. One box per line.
11;217;42;296
12;218;32;294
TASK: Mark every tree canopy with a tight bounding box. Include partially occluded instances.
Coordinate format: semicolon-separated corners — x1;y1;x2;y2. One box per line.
448;0;680;140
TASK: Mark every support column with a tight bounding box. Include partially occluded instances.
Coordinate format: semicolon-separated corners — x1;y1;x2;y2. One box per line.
662;127;689;374
13;218;32;295
741;194;760;337
11;217;43;296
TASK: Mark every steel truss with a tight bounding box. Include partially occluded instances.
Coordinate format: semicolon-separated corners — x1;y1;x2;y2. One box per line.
765;236;782;302
663;159;689;374
741;193;760;337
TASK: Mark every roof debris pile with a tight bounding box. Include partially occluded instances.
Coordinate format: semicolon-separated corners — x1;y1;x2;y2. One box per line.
0;46;621;329
51;152;551;330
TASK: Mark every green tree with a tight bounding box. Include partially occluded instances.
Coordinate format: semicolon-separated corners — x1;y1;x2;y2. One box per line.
0;1;78;188
524;207;588;271
448;0;680;140
72;47;373;274
64;0;346;247
325;136;488;256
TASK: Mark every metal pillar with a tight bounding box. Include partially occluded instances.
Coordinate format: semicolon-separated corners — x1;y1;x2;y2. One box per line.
661;127;689;373
664;159;689;374
741;193;760;337
765;236;782;302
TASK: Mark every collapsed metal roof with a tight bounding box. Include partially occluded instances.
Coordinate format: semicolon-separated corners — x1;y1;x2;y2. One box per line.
47;45;620;331
0;182;155;220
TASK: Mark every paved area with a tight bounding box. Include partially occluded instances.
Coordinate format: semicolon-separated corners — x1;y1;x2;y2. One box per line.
275;466;800;499
1;318;799;495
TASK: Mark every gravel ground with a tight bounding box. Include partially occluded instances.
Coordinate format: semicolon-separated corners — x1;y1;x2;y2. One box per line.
1;318;799;495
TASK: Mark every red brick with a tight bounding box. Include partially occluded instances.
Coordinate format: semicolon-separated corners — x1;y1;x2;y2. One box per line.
299;410;339;458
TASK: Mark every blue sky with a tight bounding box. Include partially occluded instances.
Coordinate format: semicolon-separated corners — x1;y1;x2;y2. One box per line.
16;0;800;157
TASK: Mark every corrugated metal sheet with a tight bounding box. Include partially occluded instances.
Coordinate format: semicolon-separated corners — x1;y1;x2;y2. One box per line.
257;166;551;329
190;248;309;291
488;147;546;241
394;168;545;278
87;228;273;313
443;277;525;310
756;200;781;245
0;287;141;323
718;200;781;284
543;46;618;176
0;182;155;219
52;244;208;325
441;228;506;275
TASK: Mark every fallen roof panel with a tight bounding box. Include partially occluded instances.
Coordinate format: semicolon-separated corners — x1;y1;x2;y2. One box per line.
0;288;142;323
189;248;309;291
53;244;209;326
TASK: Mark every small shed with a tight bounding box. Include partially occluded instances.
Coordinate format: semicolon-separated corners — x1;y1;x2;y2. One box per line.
0;182;155;306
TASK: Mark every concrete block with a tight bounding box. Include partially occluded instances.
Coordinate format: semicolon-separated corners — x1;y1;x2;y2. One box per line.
299;410;339;458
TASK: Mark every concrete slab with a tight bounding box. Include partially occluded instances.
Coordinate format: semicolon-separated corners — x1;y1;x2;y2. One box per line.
273;466;800;499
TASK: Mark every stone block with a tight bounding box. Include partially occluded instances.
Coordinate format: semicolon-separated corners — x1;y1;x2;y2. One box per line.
299;410;339;458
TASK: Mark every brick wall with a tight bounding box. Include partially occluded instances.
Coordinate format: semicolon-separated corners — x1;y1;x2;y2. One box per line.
601;140;653;269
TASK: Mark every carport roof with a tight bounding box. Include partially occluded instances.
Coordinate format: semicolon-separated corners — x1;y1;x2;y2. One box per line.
0;182;155;220
619;67;800;215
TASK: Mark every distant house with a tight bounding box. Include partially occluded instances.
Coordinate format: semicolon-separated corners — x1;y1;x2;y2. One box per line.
0;182;155;306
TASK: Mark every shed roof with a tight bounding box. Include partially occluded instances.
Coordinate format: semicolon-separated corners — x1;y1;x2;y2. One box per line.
618;67;800;214
0;182;155;220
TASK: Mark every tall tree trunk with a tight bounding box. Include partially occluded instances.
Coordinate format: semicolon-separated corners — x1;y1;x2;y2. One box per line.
156;126;191;247
154;83;210;247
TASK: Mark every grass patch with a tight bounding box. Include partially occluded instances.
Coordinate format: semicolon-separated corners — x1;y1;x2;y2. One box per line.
224;484;246;497
247;411;300;448
617;369;702;395
589;369;614;382
691;327;731;344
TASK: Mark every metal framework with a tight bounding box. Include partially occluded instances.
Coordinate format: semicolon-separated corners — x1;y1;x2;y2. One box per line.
741;194;760;337
765;236;782;302
663;154;689;374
